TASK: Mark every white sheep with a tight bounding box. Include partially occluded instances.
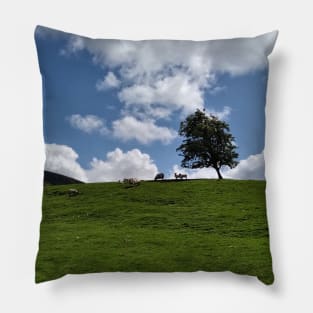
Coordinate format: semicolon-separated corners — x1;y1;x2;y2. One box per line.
123;178;141;185
68;188;79;196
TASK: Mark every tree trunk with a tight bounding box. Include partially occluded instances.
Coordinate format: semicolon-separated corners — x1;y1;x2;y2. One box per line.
214;167;223;179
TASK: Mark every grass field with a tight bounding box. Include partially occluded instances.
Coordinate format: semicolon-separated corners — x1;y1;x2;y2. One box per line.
36;179;274;284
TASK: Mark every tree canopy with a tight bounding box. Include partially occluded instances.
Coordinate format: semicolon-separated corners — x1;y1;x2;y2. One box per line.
176;109;238;179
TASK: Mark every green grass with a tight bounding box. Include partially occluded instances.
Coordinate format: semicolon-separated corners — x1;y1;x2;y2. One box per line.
36;179;274;284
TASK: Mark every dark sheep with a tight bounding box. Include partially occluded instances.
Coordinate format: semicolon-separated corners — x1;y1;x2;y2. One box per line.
154;173;164;180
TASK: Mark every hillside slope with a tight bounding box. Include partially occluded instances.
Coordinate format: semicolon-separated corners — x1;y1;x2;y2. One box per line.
44;170;84;185
36;179;273;284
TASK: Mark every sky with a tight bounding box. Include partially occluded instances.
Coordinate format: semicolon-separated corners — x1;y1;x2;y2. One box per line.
35;26;277;182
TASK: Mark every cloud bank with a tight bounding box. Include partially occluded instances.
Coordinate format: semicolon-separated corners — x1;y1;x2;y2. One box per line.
58;30;277;144
45;144;158;182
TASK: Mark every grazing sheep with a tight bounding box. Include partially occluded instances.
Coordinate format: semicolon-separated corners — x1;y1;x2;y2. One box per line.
180;173;187;179
129;178;140;185
123;178;140;186
68;188;79;196
154;173;164;180
174;172;188;180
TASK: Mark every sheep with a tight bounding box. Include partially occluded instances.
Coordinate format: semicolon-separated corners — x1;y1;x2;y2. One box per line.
154;173;164;180
174;172;188;180
68;188;79;196
129;178;140;185
122;178;141;186
180;173;187;179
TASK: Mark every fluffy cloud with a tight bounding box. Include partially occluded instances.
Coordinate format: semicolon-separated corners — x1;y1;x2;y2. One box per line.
118;72;208;118
225;152;265;180
88;40;215;119
60;36;84;55
209;85;226;95
96;72;121;90
65;32;277;77
44;144;87;181
171;152;265;180
45;144;159;182
86;148;158;182
112;116;177;144
206;106;231;120
67;114;109;135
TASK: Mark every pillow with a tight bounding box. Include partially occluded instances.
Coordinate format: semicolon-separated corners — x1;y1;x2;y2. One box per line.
35;25;278;284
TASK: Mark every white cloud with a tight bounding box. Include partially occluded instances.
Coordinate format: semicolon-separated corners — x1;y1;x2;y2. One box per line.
60;36;85;55
63;31;277;77
86;148;158;182
45;144;87;182
118;72;208;118
67;114;109;135
96;72;121;90
209;85;226;95
171;152;265;180
225;152;265;180
206;106;232;120
112;116;177;144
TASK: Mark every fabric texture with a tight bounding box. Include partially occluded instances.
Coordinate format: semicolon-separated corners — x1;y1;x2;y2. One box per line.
35;25;277;284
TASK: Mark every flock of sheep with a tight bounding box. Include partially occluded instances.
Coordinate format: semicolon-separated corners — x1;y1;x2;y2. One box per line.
120;172;188;186
154;172;187;180
66;172;188;196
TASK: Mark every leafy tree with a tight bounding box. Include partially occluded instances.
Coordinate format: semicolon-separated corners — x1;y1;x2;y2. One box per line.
176;109;238;179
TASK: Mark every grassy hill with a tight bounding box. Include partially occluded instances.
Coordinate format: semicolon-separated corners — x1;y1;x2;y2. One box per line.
44;170;84;185
36;179;274;284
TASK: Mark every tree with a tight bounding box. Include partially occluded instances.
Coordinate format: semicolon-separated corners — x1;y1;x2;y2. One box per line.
176;109;238;179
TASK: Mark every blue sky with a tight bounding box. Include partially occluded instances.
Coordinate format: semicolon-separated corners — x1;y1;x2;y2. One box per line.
35;26;277;182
